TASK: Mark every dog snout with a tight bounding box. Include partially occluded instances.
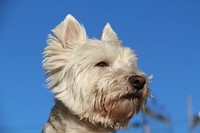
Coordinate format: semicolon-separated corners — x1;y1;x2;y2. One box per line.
129;75;146;90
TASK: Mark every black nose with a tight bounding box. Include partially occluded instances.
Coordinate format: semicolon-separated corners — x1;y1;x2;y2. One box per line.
129;75;146;90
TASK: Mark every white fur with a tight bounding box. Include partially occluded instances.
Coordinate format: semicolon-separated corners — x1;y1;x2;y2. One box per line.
42;14;150;133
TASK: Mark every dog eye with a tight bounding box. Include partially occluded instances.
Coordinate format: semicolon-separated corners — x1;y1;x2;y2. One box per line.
95;61;109;67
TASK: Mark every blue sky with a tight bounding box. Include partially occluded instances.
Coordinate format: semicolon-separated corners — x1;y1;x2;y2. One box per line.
0;0;200;133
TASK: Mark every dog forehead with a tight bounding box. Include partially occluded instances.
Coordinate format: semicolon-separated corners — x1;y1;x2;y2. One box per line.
76;40;137;65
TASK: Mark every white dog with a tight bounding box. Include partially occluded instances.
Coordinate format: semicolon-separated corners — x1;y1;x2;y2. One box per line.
42;14;150;133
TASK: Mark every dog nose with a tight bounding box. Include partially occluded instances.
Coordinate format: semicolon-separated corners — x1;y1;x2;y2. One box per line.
129;75;146;90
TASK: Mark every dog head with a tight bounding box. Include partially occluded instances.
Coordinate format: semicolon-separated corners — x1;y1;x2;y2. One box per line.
43;14;150;129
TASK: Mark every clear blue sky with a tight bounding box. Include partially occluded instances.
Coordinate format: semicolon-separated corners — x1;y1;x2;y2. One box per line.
0;0;200;133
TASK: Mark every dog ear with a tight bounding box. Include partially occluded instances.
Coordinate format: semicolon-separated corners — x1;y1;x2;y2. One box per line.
51;14;87;48
101;23;121;45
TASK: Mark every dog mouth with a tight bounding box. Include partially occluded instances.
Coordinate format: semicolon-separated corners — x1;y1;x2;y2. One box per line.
121;92;143;100
119;92;145;113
